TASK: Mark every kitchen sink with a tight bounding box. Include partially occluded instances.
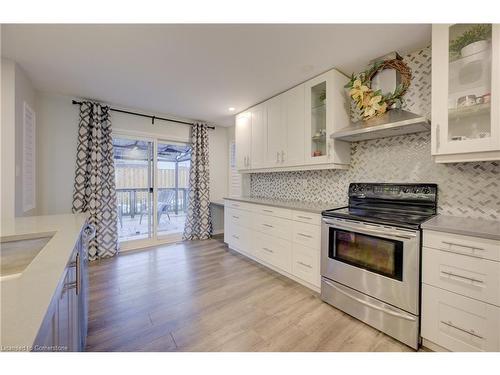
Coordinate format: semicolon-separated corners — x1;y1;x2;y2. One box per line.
0;233;55;281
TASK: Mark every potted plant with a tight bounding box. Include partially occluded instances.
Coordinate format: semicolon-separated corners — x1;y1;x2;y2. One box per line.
449;24;492;59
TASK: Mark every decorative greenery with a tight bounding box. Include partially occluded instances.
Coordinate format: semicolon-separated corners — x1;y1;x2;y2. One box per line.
449;24;492;59
344;59;412;120
318;90;326;102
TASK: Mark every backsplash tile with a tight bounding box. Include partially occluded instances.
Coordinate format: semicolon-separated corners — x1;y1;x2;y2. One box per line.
250;130;500;220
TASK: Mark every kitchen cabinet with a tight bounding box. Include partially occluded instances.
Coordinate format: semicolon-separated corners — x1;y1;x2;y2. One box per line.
265;95;287;167
224;199;321;291
283;84;305;166
235;111;252;170
432;24;500;162
32;226;89;351
421;229;500;351
250;103;267;169
234;68;350;173
304;69;350;166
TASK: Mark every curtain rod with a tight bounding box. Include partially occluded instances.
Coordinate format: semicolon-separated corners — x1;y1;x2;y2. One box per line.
71;100;215;130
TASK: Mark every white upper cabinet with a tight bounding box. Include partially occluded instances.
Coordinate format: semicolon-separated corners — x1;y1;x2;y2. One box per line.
266;95;287;167
235;68;350;172
235;111;252;170
250;103;268;169
432;24;500;163
283;84;305;166
304;69;350;166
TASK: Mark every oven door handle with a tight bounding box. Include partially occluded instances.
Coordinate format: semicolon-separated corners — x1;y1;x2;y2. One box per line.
324;279;417;321
323;219;417;240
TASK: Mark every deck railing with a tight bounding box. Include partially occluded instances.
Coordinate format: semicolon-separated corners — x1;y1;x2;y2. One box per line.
116;187;188;218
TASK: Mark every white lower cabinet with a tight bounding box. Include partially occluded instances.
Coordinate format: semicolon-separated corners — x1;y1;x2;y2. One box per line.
224;200;321;290
422;284;500;352
292;243;320;286
255;232;292;273
421;229;500;352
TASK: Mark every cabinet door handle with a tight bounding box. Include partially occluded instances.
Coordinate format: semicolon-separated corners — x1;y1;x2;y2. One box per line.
441;271;484;284
232;215;239;219
297;261;312;269
297;215;313;220
64;281;77;292
262;223;274;228
281;150;285;163
440;320;483;339
262;209;273;213
76;252;80;295
262;247;274;253
297;233;313;238
435;123;440;152
276;152;280;163
232;235;240;239
442;241;484;252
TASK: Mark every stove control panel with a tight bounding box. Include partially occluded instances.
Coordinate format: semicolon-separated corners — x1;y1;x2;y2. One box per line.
349;183;437;202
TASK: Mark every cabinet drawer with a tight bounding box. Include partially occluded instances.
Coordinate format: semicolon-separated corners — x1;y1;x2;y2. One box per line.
292;221;320;250
225;200;253;211
423;247;500;306
253;205;292;219
227;208;252;229
292;243;320;287
423;230;500;262
292;211;321;225
228;225;253;256
422;284;500;352
253;214;291;241
255;232;292;273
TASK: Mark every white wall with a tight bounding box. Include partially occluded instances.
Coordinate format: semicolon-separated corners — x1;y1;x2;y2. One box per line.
36;93;229;222
15;63;37;216
1;58;16;220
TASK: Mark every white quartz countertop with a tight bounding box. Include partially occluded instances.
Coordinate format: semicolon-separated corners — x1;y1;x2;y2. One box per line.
422;214;500;241
0;213;88;351
224;196;344;214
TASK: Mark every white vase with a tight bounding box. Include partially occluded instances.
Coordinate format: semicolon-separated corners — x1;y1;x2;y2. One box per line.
460;40;489;57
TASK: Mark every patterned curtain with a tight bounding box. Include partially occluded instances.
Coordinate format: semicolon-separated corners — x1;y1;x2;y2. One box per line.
72;101;119;260
183;123;212;240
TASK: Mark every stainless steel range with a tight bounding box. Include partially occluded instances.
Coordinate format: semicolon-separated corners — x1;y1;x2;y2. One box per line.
321;183;437;349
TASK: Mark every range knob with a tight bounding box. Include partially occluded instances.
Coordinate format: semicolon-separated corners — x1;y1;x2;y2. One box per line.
422;187;431;194
402;187;410;193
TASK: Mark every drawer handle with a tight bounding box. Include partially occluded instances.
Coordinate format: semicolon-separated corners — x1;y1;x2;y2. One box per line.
441;320;484;339
297;233;313;238
262;247;274;253
262;209;274;213
442;241;484;252
297;215;312;220
297;261;312;269
441;271;484;285
232;215;240;219
262;224;274;228
232;235;240;239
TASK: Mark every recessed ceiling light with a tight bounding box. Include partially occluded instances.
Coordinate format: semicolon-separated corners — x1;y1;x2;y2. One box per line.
228;107;235;112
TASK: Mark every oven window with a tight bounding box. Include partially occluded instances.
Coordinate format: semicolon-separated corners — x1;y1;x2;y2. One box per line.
329;228;403;281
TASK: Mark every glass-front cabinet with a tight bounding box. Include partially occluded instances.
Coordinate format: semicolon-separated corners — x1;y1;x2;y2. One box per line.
304;69;350;166
432;24;500;162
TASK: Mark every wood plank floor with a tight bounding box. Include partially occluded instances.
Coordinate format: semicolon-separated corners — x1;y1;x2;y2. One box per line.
86;236;413;352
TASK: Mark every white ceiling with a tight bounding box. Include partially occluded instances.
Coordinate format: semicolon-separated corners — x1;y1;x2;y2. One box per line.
1;24;431;126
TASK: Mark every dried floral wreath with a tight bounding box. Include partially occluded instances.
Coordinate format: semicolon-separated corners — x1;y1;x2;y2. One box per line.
345;59;412;120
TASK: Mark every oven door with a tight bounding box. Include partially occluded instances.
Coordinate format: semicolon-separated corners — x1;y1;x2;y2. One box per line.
321;217;420;314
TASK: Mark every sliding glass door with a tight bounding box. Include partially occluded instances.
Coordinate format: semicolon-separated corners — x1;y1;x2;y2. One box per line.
113;137;154;242
113;135;191;246
156;142;191;238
